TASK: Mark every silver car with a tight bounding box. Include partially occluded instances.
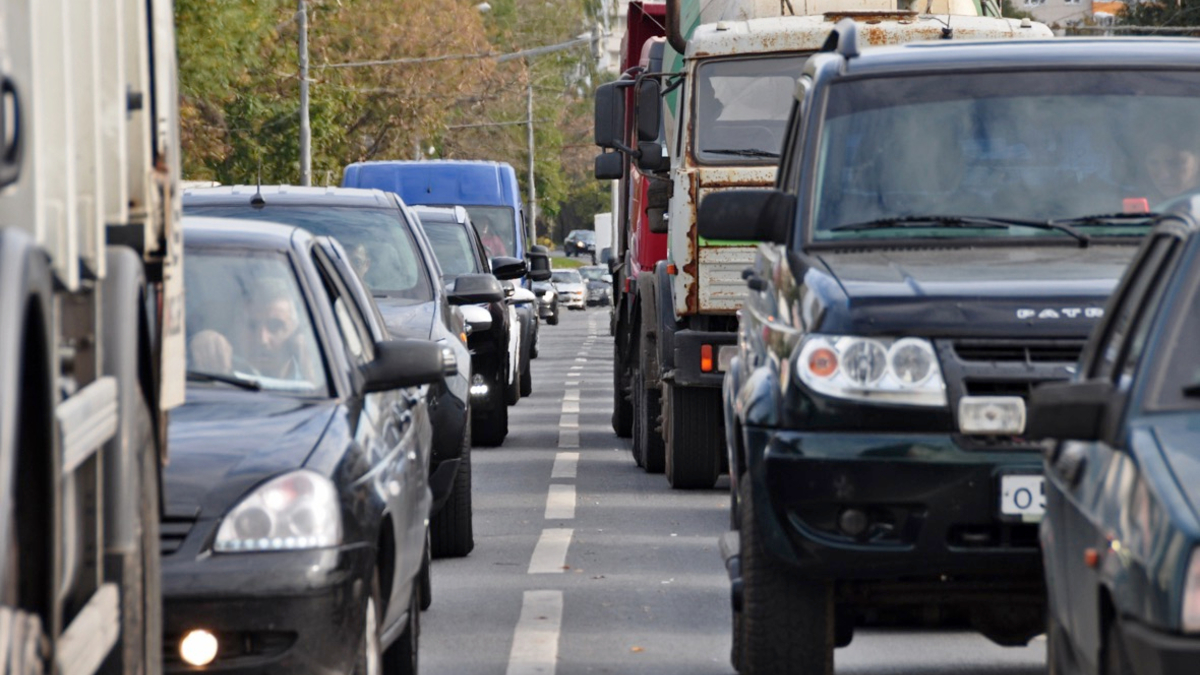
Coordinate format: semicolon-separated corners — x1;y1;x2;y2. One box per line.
552;269;587;310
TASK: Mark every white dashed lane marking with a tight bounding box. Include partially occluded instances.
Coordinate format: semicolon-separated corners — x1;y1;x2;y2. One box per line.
544;484;576;520
505;590;564;675
528;528;573;574
551;452;578;479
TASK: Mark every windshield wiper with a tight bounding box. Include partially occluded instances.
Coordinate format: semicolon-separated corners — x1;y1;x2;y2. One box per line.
1051;212;1159;229
702;148;780;158
831;215;1092;246
187;370;262;391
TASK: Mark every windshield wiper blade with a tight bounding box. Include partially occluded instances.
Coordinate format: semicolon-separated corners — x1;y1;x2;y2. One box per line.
831;215;1092;246
1051;212;1160;227
702;148;780;158
186;370;262;391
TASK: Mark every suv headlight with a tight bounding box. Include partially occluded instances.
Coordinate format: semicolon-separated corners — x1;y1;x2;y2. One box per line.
792;335;947;407
1184;548;1200;632
214;470;342;552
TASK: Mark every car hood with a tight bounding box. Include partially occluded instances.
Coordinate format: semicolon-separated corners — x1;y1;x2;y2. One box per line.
164;388;338;518
810;244;1138;337
556;283;586;293
375;297;436;340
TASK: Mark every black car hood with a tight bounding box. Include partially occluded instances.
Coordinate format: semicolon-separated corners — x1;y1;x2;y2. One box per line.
1147;417;1200;527
375;297;436;340
810;244;1138;337
164;388;338;518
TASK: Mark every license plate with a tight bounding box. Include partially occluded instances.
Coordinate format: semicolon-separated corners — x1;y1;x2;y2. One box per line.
999;474;1045;522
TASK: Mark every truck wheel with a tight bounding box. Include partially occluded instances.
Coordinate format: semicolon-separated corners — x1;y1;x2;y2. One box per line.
631;382;645;468
738;482;833;675
640;388;665;474
520;356;532;398
612;341;632;438
665;385;722;489
430;423;473;558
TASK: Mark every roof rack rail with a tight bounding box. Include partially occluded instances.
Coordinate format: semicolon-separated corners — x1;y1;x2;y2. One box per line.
820;18;860;60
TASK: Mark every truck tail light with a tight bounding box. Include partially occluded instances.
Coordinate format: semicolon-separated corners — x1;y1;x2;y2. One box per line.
701;345;714;373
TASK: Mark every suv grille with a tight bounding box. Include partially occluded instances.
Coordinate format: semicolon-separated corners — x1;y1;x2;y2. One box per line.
953;340;1084;364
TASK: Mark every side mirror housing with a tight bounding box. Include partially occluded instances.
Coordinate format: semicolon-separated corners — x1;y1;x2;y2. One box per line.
361;339;451;392
490;256;528;281
508;287;538;305
595;152;624;180
594;81;625;149
636;78;661;143
526;248;552;282
448;273;504;305
458;304;492;334
1025;380;1113;442
636;141;668;173
698;189;795;244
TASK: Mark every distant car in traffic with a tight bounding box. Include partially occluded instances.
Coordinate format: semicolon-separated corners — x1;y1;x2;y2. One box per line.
563;229;596;258
532;279;560;325
579;265;612;306
164;217;449;675
182;185;479;557
552;269;587;310
1028;203;1200;675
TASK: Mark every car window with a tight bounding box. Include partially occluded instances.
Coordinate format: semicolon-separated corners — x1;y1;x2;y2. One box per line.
694;54;808;165
422;220;483;277
184;204;433;300
1150;263;1200;410
313;249;376;367
184;249;329;396
579;267;605;281
1091;236;1175;382
552;270;583;284
461;206;517;258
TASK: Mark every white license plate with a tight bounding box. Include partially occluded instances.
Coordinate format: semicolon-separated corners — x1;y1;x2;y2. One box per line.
999;474;1045;522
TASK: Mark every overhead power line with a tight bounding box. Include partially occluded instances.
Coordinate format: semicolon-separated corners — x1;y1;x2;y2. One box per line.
313;34;598;70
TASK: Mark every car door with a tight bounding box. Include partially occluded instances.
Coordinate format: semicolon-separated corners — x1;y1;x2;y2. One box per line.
1047;232;1181;664
312;245;428;631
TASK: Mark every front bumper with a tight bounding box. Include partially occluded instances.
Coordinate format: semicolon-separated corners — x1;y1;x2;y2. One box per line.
745;427;1043;598
163;544;372;674
562;293;586;309
1121;618;1200;675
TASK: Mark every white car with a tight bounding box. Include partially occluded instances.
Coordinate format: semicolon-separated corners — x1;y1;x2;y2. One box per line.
552;269;587;310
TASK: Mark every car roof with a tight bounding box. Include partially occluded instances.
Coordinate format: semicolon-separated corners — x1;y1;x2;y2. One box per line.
832;37;1200;77
182;185;399;208
182;216;310;250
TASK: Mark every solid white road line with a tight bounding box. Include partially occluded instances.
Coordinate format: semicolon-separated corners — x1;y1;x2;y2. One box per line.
528;528;574;574
551;452;579;479
544;484;576;520
505;590;564;675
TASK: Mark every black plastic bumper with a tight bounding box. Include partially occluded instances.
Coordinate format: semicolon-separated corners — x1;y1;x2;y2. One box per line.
665;329;736;389
162;544;372;674
1121;619;1200;675
744;427;1044;601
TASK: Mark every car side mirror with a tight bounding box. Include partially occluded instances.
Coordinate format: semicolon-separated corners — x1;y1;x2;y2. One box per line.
490;256;527;281
594;81;625;150
698;189;795;244
458;304;492;334
526;248;552;282
507;287;537;305
448;273;504;305
636;78;661;143
602;274;613;284
361;338;452;393
595;152;624;180
1025;380;1113;442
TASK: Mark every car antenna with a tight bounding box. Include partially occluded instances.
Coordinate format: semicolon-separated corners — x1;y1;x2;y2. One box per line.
250;159;265;208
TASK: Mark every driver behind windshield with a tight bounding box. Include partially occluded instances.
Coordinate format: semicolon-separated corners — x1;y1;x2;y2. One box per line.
1145;141;1200;207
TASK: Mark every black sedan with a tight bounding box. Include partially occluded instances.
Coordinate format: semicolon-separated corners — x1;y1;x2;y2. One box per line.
563;228;596;259
164;217;451;674
183;186;477;558
1029;205;1200;675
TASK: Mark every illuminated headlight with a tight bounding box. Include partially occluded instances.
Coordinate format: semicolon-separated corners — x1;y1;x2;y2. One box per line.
544;290;556;301
470;373;489;397
214;471;341;552
180;630;219;666
1184;548;1200;632
793;336;946;407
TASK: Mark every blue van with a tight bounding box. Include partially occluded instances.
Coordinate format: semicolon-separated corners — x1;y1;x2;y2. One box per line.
342;160;529;262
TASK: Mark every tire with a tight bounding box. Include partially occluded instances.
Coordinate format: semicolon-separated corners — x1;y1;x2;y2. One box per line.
418;533;432;611
354;575;384;675
640;387;665;474
430;426;474;558
612;341;632;438
520;356;532;398
548;305;559;326
631;382;646;469
1104;618;1134;675
383;588;420;675
738;481;833;675
473;368;508;447
665;384;723;489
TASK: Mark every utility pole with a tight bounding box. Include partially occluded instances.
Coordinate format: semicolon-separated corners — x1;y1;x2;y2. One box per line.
526;63;537;240
299;0;312;186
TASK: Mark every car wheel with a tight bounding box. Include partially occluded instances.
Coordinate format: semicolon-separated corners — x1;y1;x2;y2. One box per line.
665;384;723;489
1104;618;1134;675
612;341;632;438
472;369;509;447
548;306;559;326
738;481;833;675
382;588;419;675
505;358;521;405
430;423;473;558
520;356;532;398
418;532;432;610
355;575;384;675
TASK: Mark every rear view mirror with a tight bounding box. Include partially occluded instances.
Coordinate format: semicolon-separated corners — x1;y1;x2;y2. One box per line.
698;190;795;244
361;338;451;392
594;81;625;149
1025;380;1113;442
508;287;537;305
491;256;528;281
636;78;661;143
526;247;552;282
595;152;623;180
459;304;492;334
448;273;504;305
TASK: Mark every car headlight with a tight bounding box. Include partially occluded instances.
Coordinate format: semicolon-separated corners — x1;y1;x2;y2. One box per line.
214;470;342;552
545;290;555;300
1184;548;1200;632
792;335;946;407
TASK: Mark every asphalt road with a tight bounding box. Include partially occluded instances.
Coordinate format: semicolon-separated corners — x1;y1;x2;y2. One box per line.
421;307;1049;675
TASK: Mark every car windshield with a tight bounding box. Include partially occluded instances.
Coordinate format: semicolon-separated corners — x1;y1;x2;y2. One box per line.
552;270;583;284
571;230;595;241
695;54;808;164
184;205;433;299
421;219;482;278
579;267;606;281
184;249;329;397
809;70;1200;243
461;206;517;259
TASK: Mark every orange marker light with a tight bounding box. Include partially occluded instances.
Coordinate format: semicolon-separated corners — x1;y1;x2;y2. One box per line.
1084;548;1100;569
700;345;714;373
808;348;838;378
667;264;678;275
